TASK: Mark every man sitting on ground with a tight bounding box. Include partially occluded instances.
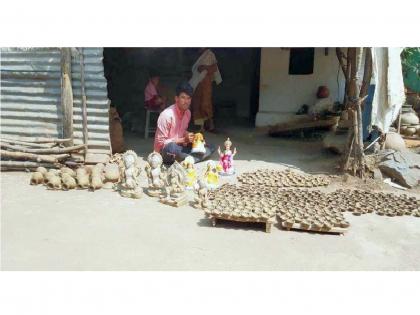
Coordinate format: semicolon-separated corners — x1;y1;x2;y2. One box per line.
154;82;215;165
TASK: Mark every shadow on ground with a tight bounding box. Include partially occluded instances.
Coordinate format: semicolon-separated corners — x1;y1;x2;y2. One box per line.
123;126;341;175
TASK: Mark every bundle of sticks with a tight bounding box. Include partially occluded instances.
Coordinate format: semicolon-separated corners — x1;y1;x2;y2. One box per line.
0;137;86;171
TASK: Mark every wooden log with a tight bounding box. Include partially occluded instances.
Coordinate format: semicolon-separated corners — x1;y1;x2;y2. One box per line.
0;142;86;154
53;154;71;160
0;138;53;148
0;160;58;171
61;48;74;146
78;47;89;159
1;149;59;163
0;137;72;144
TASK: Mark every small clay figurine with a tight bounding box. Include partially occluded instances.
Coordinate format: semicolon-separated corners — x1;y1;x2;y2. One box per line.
190;132;206;154
182;156;197;190
204;160;220;189
119;150;142;199
218;137;237;176
193;179;210;209
160;161;188;207
145;152;166;197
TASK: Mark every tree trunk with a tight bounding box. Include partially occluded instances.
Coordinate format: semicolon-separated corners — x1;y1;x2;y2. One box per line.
336;48;349;105
359;47;373;108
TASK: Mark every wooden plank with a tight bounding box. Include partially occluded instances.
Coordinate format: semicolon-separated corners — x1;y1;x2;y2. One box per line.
207;214;275;233
280;221;348;235
61;48;74;146
403;137;420;148
269;116;339;134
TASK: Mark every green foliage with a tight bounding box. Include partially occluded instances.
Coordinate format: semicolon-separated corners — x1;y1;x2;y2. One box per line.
401;47;420;79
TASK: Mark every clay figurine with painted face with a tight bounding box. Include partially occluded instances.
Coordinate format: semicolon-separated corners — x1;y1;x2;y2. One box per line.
217;138;237;176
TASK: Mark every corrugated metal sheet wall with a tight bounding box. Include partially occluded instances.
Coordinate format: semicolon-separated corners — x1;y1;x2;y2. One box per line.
0;48;64;139
1;47;111;162
71;48;111;162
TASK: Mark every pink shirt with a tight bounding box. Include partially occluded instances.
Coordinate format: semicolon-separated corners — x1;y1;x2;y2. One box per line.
154;104;191;152
144;80;158;102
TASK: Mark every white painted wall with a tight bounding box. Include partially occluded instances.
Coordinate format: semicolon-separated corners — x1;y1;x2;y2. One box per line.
256;48;346;127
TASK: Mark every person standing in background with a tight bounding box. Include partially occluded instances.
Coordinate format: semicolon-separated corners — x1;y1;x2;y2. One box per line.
189;48;222;132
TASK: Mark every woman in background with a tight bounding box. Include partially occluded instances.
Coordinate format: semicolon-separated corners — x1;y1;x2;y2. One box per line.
189;49;222;132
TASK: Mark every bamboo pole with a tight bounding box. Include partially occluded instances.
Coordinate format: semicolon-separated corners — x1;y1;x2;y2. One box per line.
0;138;53;148
397;106;403;134
0;161;58;171
0;137;72;144
0;142;86;154
0;150;63;163
61;48;74;146
79;47;89;160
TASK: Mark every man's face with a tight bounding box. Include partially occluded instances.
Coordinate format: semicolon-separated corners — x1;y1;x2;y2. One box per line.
151;77;159;86
175;92;192;111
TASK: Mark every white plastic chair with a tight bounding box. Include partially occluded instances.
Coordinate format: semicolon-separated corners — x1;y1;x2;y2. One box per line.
144;108;161;139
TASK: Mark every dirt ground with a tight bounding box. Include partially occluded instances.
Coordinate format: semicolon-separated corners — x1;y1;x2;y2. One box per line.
1;128;420;270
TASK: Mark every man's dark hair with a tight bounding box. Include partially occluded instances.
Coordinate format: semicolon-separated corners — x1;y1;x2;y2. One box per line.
175;81;194;97
149;69;160;79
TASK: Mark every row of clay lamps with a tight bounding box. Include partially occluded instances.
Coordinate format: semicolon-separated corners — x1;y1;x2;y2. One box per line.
238;169;331;188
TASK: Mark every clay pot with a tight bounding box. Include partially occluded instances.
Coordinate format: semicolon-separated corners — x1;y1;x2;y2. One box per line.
36;167;48;176
91;165;103;177
30;172;44;185
62;176;77;190
90;175;103;191
60;167;76;178
45;171;58;183
317;86;330;98
47;175;62;190
400;112;419;125
61;173;73;181
93;163;105;172
400;125;408;133
77;174;90;189
405;126;417;136
76;167;88;177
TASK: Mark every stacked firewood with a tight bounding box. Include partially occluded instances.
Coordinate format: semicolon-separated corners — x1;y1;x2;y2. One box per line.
0;137;86;171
